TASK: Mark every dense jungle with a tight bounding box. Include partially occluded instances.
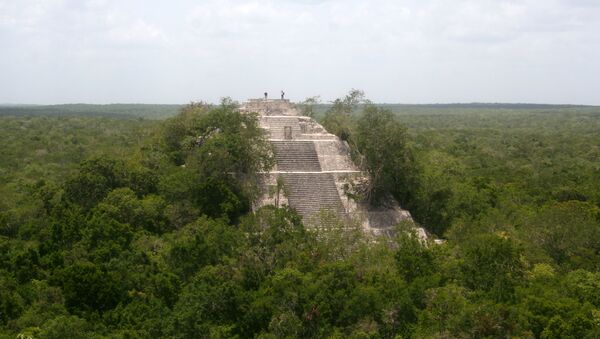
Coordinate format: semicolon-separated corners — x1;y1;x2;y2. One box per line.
1;93;599;338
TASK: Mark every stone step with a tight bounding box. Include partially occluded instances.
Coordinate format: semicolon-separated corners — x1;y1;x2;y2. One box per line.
271;141;321;172
261;117;303;139
280;173;344;221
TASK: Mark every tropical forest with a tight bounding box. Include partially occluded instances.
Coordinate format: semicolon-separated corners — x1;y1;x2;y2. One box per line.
1;90;599;338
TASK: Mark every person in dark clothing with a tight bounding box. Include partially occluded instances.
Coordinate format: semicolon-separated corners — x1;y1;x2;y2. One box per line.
281;91;285;99
264;92;268;100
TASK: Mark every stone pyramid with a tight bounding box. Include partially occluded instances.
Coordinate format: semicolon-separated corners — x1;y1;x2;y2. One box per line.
241;98;415;237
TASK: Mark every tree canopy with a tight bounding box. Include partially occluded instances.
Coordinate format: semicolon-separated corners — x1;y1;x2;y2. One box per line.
1;96;599;337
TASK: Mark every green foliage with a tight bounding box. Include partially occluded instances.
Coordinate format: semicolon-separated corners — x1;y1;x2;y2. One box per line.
1;101;599;337
395;231;434;283
329;89;368;116
103;295;170;338
166;216;242;282
563;270;600;307
64;157;157;210
298;96;321;118
0;103;181;119
159;99;273;220
321;91;415;206
0;270;24;325
321;89;365;141
38;315;91;339
417;284;471;337
95;188;170;233
161;99;273;176
524;201;600;271
460;234;524;302
12;280;67;331
238;206;312;281
172;265;244;338
82;213;134;261
355;105;414;204
57;262;125;314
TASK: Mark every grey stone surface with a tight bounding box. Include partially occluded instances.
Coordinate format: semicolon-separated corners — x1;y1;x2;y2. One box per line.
271;141;321;172
244;98;420;238
280;173;344;219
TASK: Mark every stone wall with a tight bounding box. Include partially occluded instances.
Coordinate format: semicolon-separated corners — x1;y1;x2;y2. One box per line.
244;98;419;237
240;99;297;116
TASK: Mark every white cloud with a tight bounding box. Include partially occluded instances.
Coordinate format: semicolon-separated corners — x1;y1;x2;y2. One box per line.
105;17;166;47
0;0;599;104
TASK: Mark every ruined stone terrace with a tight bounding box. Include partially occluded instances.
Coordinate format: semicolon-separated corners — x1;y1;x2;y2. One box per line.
241;98;414;237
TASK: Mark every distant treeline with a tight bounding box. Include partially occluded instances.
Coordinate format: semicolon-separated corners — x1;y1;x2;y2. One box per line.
381;103;596;109
0;104;182;119
1;102;598;120
310;102;599;118
1;95;600;338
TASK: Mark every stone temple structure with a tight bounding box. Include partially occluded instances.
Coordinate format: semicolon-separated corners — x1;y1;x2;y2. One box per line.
240;98;417;237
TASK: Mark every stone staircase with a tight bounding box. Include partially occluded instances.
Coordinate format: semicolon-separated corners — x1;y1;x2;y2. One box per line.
258;108;347;222
260;116;301;139
281;173;345;220
245;98;418;238
271;141;321;172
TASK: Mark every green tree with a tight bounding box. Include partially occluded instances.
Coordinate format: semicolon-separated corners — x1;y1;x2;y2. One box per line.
394;230;434;283
103;295;170;338
408;151;462;235
416;284;471;338
0;270;23;325
57;262;125;314
563;269;600;307
94;187;169;233
171;265;245;338
160;99;273;220
321;89;365;141
329;89;367;116
298;96;321;118
12;280;67;331
460;234;524;302
526;201;600;271
237;206;312;288
166;216;242;282
308;262;358;329
63;157;157;210
355;105;414;204
82;213;134;262
39;315;90;339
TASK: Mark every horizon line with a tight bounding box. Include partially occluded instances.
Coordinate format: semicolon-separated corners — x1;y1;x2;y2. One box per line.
1;101;599;108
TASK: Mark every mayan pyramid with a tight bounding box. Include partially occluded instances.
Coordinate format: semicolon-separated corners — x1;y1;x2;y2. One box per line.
240;98;416;237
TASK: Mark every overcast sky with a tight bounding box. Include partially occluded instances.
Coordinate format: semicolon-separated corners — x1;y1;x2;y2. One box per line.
1;0;599;105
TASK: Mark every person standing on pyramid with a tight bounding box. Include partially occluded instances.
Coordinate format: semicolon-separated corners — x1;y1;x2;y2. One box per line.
264;92;268;100
281;90;285;100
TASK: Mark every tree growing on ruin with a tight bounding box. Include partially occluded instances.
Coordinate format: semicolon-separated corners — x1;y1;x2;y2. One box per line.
355;105;414;205
321;89;367;142
298;96;321;118
160;99;274;220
